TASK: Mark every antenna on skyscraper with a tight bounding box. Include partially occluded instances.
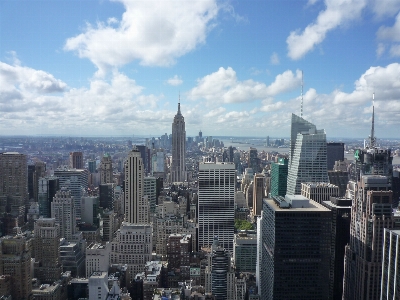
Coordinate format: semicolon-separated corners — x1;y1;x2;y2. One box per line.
370;93;376;148
300;70;304;117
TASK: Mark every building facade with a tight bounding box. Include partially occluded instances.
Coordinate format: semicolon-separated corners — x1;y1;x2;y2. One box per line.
69;152;83;169
270;157;288;197
260;195;331;299
198;162;235;253
100;153;113;184
51;189;76;240
381;229;400;299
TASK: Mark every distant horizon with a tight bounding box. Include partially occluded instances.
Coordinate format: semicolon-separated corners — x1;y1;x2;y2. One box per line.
0;134;399;142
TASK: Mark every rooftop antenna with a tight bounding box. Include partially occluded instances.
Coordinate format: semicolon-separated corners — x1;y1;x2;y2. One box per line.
370;93;376;148
178;92;181;114
300;70;304;117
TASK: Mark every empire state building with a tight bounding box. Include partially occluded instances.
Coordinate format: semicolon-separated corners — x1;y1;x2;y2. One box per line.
171;102;186;182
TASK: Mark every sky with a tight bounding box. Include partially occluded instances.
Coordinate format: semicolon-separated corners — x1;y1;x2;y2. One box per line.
1;0;400;139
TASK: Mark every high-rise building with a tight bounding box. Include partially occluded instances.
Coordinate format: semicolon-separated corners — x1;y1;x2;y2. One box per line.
100;154;113;184
233;231;257;273
54;167;88;218
38;177;59;218
110;223;152;285
86;243;111;278
88;160;96;173
321;196;352;300
198;162;235;252
99;183;114;210
28;161;46;201
287;114;328;195
252;174;265;216
144;176;157;213
33;217;62;283
326;142;344;170
343;162;395;299
260;195;331;299
124;148;149;224
248;148;259;173
171;102;186;182
343;106;396;300
0;234;32;300
69;151;83;169
51;189;77;240
270;157;288;197
381;229;400;299
0;152;28;213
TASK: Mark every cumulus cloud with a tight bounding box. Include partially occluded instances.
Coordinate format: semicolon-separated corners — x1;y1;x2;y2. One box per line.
166;75;183;86
188;67;301;103
287;0;366;60
64;0;219;75
270;52;280;65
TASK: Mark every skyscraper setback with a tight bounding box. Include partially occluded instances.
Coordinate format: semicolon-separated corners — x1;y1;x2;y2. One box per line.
171;102;186;182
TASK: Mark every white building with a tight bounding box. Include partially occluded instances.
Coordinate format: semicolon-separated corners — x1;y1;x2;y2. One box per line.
198;162;235;252
51;189;76;240
88;272;109;300
110;222;152;284
86;243;111;278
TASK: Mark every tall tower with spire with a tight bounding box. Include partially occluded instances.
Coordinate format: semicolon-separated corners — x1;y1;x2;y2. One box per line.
171;101;186;182
342;100;395;300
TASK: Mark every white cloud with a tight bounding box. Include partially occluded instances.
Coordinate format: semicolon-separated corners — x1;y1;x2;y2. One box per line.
188;67;301;104
166;75;183;86
64;0;219;76
307;0;320;6
390;44;400;56
0;61;67;98
287;0;366;60
370;0;400;19
377;12;400;42
270;52;280;65
376;43;385;57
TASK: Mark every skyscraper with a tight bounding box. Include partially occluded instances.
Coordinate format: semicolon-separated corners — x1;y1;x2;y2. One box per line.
0;152;28;213
326;142;344;170
51;189;77;240
100;153;113;184
252;173;265;216
287;114;328;195
343;105;396;300
54;167;89;219
260;195;331;299
270;157;288;197
33;217;62;283
198;162;235;252
248;147;259;173
171;102;186;182
38;177;59;218
124;147;149;224
69;151;83;169
381;229;400;299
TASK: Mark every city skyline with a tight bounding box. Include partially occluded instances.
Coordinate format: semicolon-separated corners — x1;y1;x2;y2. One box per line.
1;0;400;138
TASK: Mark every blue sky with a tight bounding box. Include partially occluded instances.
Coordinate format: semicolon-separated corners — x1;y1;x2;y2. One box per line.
1;0;400;138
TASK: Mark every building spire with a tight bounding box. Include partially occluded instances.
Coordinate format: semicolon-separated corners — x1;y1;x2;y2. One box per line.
370;93;376;148
178;93;181;115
